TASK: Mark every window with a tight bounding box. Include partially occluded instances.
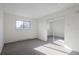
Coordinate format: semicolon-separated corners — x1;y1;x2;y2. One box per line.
16;21;31;30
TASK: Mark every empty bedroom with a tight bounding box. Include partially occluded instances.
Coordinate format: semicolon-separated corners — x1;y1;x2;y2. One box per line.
0;3;79;55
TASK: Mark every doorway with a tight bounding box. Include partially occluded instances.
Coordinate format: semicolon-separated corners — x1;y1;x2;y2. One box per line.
47;18;64;46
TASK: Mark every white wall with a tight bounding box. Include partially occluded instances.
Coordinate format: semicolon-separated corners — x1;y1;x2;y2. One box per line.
38;19;48;41
65;12;79;52
64;5;79;52
0;5;4;53
52;19;64;37
4;13;38;43
48;17;64;37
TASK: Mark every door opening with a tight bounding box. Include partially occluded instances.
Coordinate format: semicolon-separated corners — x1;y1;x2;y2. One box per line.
47;18;64;46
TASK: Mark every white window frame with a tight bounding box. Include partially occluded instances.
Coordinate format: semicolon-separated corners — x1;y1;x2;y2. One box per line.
16;20;31;30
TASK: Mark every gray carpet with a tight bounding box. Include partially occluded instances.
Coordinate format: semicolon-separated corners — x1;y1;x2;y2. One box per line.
1;38;47;55
1;37;79;55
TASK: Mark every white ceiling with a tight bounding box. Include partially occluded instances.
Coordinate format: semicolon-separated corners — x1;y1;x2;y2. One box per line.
3;3;77;18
